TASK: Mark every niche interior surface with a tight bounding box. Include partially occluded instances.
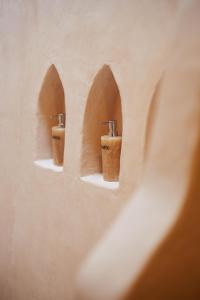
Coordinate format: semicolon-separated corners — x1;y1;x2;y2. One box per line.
143;79;161;161
80;65;122;189
34;64;66;172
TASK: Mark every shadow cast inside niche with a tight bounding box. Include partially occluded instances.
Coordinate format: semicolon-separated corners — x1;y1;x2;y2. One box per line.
143;78;162;162
80;65;123;177
36;64;65;160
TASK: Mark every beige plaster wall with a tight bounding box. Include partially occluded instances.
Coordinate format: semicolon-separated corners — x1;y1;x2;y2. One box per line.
77;1;200;299
0;1;193;299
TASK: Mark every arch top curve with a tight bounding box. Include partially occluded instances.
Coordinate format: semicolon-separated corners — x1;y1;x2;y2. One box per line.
36;64;66;161
39;64;65;116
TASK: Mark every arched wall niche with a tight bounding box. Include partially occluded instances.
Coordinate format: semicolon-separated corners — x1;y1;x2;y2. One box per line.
80;65;123;181
36;64;65;161
143;79;162;162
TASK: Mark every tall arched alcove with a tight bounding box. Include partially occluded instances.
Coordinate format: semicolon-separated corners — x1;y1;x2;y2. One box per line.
80;65;122;188
35;64;66;171
143;79;162;162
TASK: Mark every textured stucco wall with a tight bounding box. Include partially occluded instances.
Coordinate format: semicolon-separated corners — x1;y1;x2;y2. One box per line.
0;1;191;299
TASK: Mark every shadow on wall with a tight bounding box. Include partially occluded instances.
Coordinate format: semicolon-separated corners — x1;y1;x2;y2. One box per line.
125;109;200;300
36;64;65;159
80;65;122;176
